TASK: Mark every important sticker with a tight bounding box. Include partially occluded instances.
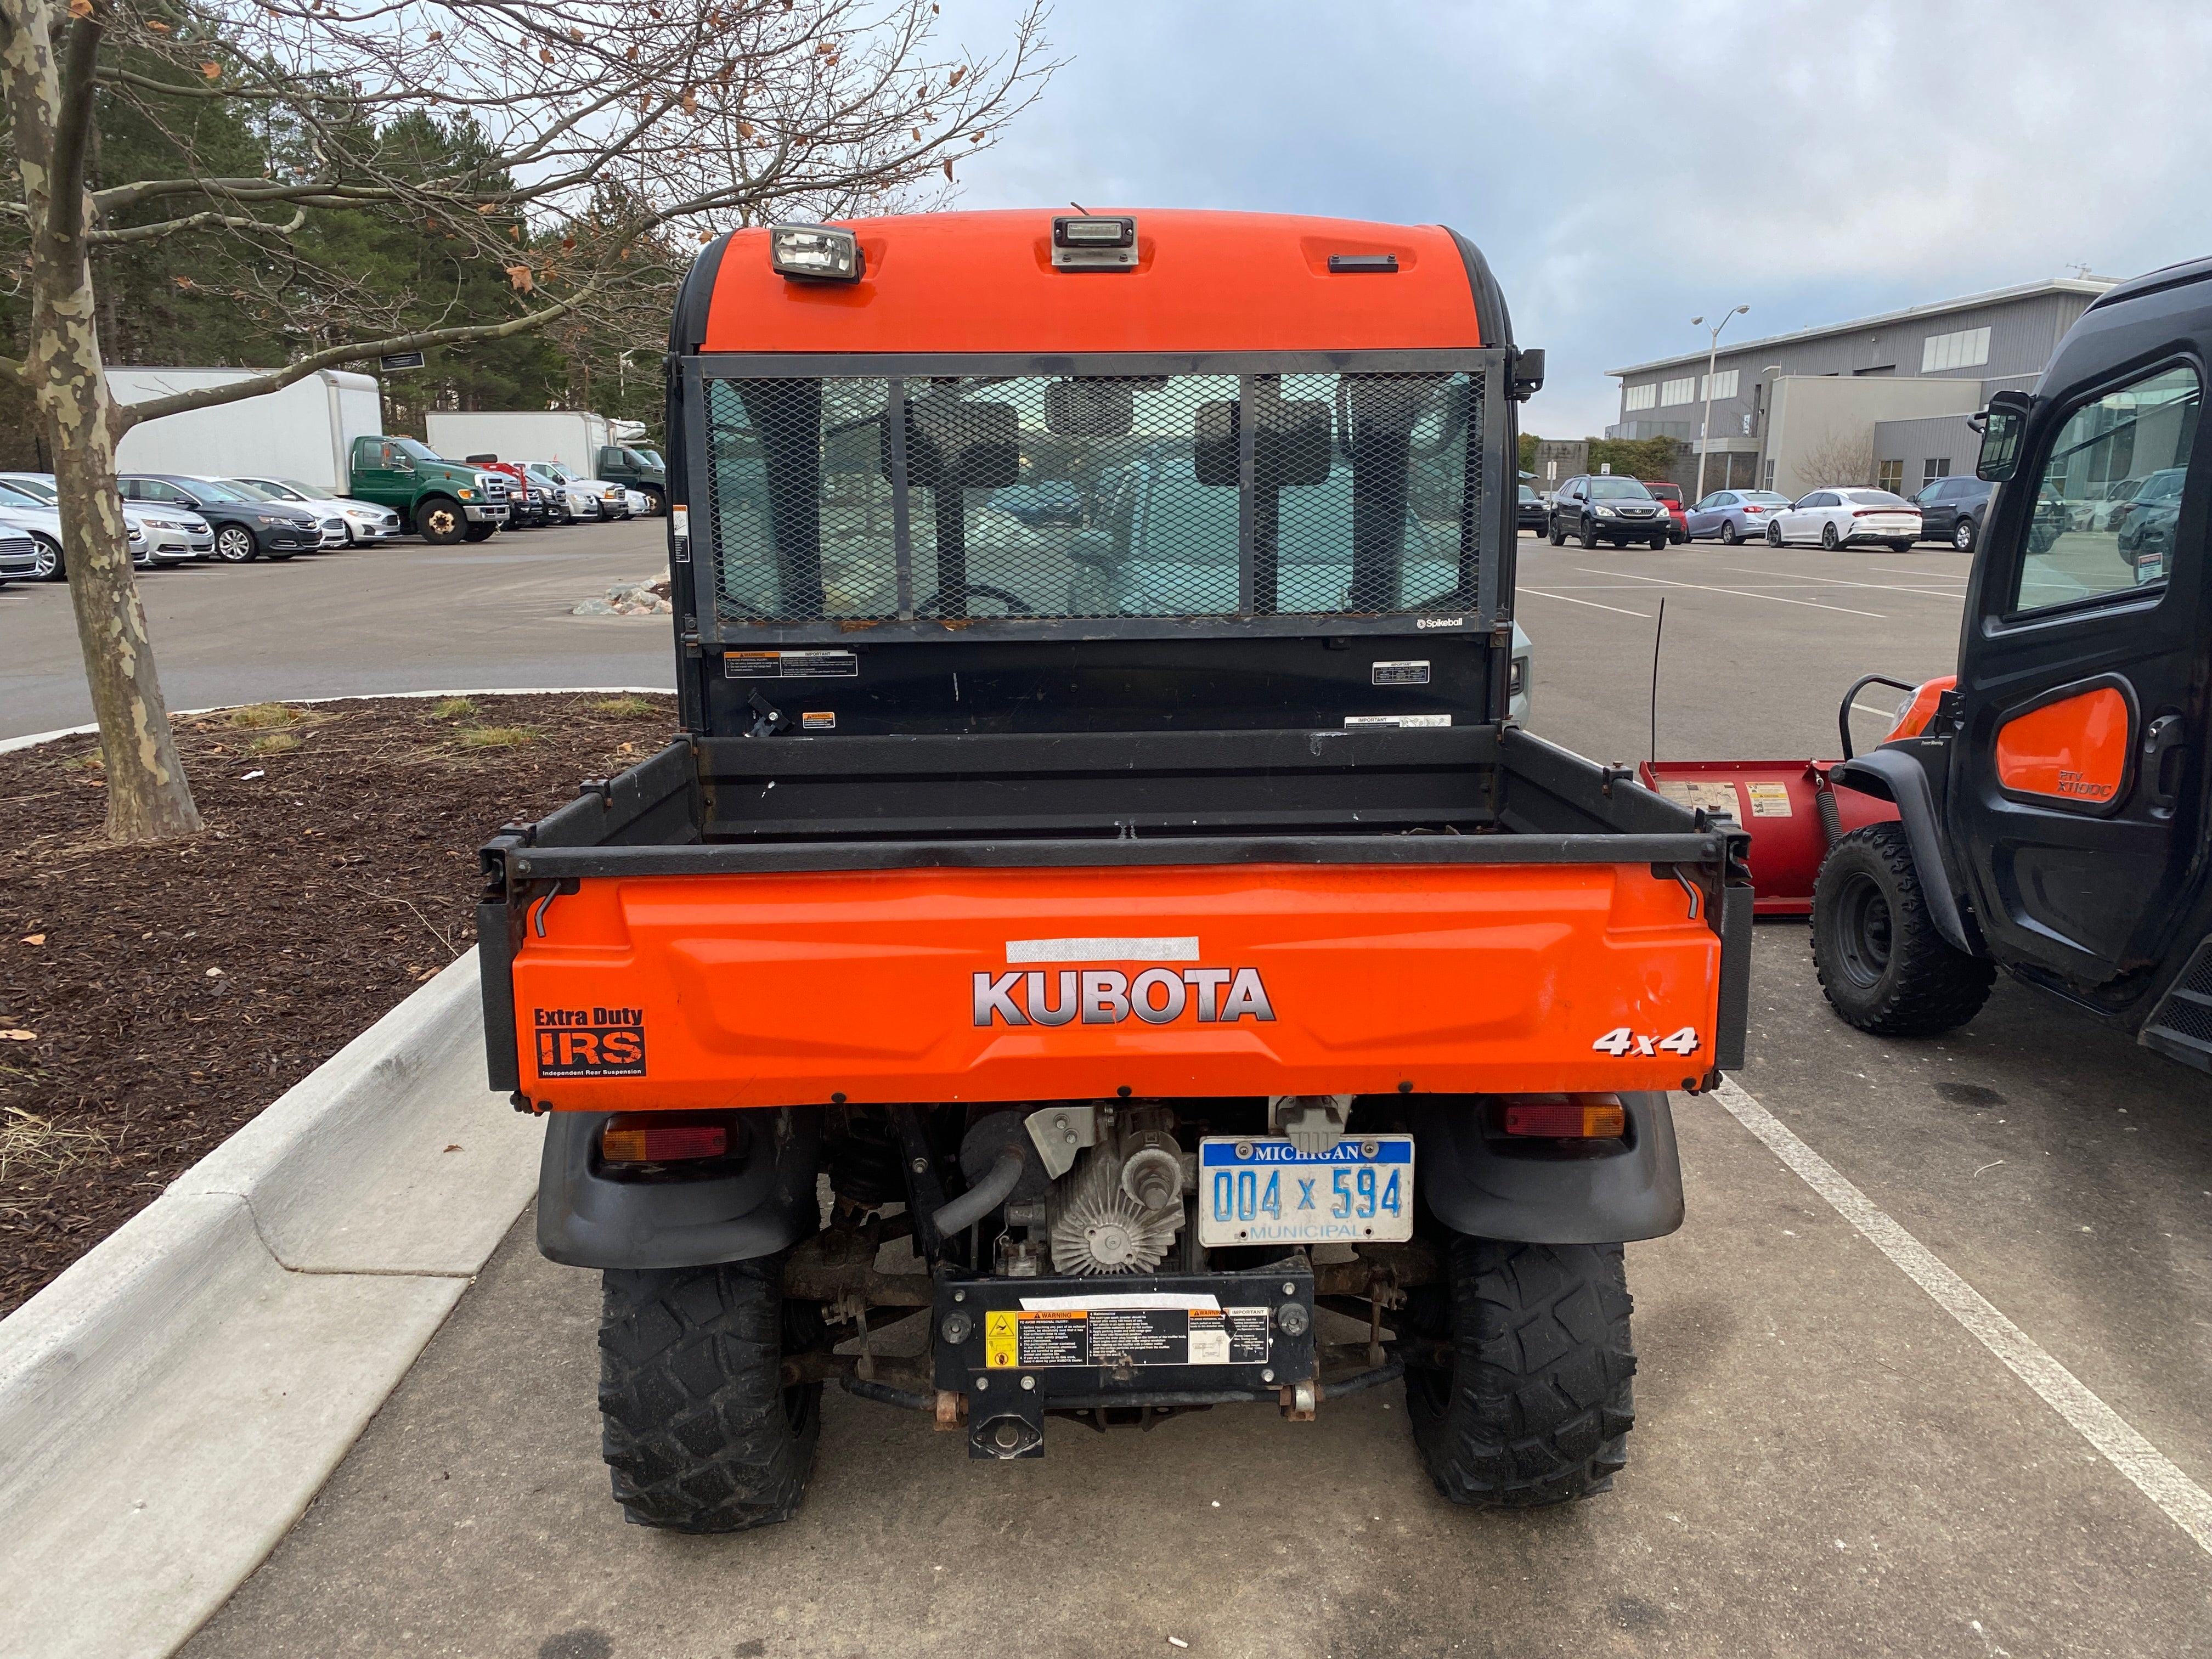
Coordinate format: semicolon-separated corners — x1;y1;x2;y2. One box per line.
1344;713;1451;729
1654;778;1742;816
724;650;859;679
801;711;836;731
982;1302;1272;1368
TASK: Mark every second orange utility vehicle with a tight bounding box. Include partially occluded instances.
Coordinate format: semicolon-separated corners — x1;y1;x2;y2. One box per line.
478;210;1751;1531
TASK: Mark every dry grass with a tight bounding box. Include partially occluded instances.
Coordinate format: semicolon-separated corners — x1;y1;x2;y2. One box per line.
245;732;301;756
428;697;479;720
455;725;541;750
228;703;306;730
0;1105;111;1184
584;695;663;719
59;752;103;772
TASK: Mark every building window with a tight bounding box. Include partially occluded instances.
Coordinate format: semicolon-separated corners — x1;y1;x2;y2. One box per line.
1623;382;1657;412
1922;457;1951;486
1699;369;1739;401
1763;459;1776;490
1921;326;1991;373
1877;460;1904;494
1660;376;1696;407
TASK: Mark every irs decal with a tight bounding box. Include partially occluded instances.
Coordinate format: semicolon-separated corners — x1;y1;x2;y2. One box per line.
534;1006;648;1076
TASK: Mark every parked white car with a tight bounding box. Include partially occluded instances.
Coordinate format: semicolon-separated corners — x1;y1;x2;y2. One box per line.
531;460;630;520
526;464;597;522
1765;487;1922;552
231;476;404;546
0;470;208;576
623;488;651;517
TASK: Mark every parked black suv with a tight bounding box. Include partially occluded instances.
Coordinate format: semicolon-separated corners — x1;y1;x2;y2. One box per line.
118;474;320;562
1912;475;1994;551
1547;474;1669;549
1517;483;1548;532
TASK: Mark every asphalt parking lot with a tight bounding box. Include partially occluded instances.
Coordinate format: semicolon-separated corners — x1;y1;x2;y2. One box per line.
0;518;674;740
23;533;2211;1655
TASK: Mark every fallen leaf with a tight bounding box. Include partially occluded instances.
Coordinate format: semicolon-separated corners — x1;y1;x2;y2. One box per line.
21;934;45;945
443;1143;463;1153
67;0;92;16
505;263;534;291
200;61;222;80
0;1030;36;1042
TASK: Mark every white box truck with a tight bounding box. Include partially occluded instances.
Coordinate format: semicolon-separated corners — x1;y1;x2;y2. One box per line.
109;368;382;494
423;410;665;510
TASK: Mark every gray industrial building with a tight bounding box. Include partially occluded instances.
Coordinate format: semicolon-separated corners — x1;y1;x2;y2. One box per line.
1605;277;2113;500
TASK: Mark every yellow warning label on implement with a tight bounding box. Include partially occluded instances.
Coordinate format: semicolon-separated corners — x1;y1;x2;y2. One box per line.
985;1310;1019;1369
1745;782;1794;817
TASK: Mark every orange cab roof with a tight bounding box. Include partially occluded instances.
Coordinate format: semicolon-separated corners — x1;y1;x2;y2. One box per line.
699;209;1491;354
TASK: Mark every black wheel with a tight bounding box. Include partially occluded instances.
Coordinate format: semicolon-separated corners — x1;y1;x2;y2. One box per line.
1889;540;1915;554
415;496;466;545
1402;1237;1635;1508
461;521;498;543
1577;518;1599;550
1547;516;1565;546
31;534;64;579
1767;521;1784;547
640;487;667;516
213;524;257;563
1953;516;1976;552
597;1255;822;1533
1813;822;1994;1037
1820;522;1841;550
1720;520;1741;545
1649;534;1667;550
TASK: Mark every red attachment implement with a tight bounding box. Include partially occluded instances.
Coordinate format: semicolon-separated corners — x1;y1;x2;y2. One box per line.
1637;760;1898;915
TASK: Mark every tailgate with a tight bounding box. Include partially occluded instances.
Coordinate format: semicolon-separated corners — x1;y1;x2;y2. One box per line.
504;859;1725;1109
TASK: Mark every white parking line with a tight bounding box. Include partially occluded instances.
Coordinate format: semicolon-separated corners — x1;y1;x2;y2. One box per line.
1577;568;1885;619
1516;586;1652;618
1711;1075;2212;1557
1718;565;1969;601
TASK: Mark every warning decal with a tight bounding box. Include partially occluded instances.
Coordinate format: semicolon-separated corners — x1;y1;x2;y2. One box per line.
1745;781;1794;817
983;1305;1272;1368
1654;778;1741;817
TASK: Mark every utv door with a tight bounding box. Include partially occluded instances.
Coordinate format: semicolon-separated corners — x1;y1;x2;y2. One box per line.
1950;346;2208;982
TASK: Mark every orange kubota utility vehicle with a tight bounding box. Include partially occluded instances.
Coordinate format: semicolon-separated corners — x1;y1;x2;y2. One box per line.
477;210;1752;1532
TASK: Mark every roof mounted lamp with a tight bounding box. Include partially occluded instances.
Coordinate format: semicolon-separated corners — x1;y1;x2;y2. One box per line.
768;224;863;283
1051;215;1138;272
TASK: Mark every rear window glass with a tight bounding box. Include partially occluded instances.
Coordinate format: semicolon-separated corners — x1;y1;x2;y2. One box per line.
1843;490;1910;506
1645;484;1681;502
702;368;1488;624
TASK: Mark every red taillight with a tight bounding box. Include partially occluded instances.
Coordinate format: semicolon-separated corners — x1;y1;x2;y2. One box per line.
602;1115;730;1163
1502;1096;1627;1138
1743;505;1768;514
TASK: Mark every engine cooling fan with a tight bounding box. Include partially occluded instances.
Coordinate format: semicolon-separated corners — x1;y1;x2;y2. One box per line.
1047;1146;1181;1274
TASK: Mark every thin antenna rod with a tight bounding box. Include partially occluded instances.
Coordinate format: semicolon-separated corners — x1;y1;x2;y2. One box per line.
1650;597;1666;766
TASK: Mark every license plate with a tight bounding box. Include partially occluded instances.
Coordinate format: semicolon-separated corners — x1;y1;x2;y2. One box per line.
1197;1136;1414;1247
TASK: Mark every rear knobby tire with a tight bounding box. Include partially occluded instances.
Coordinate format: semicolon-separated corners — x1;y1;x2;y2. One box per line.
597;1255;822;1533
1403;1237;1635;1508
1812;822;1994;1036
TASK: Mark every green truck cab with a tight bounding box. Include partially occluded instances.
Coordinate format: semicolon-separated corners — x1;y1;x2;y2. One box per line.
348;436;514;543
593;444;667;511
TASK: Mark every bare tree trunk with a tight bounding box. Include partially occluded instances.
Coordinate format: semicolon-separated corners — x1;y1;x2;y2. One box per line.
1;0;200;841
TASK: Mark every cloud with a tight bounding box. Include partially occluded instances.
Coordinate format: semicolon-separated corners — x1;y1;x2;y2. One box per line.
944;0;2212;436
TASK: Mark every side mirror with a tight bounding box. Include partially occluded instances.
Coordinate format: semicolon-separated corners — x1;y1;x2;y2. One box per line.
1192;396;1331;487
883;397;1020;489
1509;347;1545;402
1975;391;2034;482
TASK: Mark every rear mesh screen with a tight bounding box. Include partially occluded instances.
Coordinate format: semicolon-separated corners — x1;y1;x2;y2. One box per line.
701;369;1486;625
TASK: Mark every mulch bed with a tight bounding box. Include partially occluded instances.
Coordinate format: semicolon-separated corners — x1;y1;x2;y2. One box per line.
0;691;678;1317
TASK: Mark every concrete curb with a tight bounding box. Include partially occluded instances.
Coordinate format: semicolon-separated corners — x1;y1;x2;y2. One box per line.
0;949;541;1659
0;685;674;754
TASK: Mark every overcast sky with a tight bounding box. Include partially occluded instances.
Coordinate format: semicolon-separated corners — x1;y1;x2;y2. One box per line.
940;0;2212;438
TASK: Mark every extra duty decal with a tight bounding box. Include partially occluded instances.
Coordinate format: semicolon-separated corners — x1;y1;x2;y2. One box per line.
534;1006;647;1076
725;650;859;679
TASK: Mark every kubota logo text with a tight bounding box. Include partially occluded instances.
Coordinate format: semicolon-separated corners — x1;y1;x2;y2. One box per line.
972;967;1277;1028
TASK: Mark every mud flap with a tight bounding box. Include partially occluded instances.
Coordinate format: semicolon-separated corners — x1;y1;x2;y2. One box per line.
1412;1091;1684;1244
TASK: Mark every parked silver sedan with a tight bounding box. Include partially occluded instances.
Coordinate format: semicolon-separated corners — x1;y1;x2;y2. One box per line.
1683;488;1794;544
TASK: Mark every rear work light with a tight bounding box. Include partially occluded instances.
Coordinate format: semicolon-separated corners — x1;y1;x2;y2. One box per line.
768;223;862;283
1052;215;1138;272
1502;1096;1627;1138
601;1114;731;1164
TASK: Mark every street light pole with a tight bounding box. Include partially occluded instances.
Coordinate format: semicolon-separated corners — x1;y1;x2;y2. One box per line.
1691;304;1750;500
